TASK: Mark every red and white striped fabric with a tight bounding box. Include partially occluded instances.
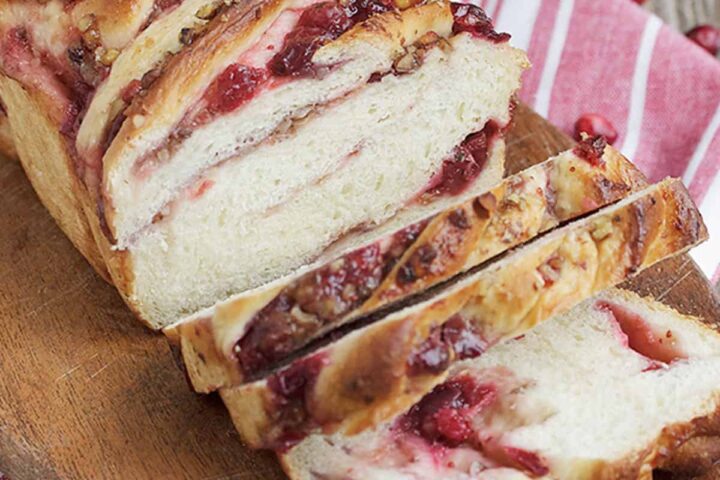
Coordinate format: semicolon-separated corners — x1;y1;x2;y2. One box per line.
475;0;720;282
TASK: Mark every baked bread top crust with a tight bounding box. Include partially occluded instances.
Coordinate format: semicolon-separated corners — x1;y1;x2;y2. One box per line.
218;179;707;450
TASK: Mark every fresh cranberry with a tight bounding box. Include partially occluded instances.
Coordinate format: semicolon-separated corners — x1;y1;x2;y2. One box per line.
267;352;328;402
572;135;608;167
398;376;496;446
574;113;618;145
204;64;267;114
427;122;499;197
686;25;720;56
450;3;510;42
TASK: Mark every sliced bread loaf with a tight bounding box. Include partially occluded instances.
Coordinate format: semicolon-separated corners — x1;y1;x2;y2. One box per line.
218;178;707;449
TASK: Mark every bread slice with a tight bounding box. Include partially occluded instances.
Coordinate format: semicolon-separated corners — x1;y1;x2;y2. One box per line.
217;178;707;449
281;289;720;480
1;1;526;328
110;2;528;327
167;140;647;393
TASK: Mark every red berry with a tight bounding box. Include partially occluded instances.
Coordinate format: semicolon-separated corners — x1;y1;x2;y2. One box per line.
574;114;618;145
631;0;646;4
686;25;720;56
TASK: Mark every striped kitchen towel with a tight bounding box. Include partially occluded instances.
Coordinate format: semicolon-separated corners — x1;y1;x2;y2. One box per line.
476;0;720;282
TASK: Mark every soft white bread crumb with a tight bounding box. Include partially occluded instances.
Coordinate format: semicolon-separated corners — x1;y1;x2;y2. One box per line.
106;3;455;243
126;33;525;326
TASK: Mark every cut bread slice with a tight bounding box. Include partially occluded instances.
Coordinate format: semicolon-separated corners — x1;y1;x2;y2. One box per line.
218;178;707;449
102;1;464;243
282;289;720;480
167;139;647;393
112;3;528;327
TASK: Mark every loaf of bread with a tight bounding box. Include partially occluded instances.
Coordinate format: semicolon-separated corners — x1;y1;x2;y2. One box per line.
218;178;707;449
168;140;647;393
281;289;720;480
0;0;527;328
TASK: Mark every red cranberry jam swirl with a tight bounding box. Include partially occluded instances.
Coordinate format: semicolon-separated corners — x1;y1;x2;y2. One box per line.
269;0;395;77
395;374;497;447
266;352;329;451
407;315;487;376
423;121;501;199
394;373;551;477
234;221;428;377
129;0;397;174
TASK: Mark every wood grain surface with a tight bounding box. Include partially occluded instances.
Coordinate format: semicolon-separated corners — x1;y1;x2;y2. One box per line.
0;104;718;480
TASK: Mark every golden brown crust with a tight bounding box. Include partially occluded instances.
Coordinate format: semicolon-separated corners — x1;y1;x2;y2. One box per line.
0;74;109;281
219;179;707;449
573;400;720;480
656;436;720;478
75;0;224;160
70;0;155;50
172;144;647;394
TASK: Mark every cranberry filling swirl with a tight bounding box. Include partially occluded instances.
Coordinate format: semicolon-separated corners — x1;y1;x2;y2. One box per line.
127;0;398;179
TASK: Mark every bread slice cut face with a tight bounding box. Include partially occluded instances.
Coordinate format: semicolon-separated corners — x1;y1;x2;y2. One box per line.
281;288;720;480
0;1;528;328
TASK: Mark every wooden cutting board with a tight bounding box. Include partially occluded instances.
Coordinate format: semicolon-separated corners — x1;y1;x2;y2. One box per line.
1;104;718;479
